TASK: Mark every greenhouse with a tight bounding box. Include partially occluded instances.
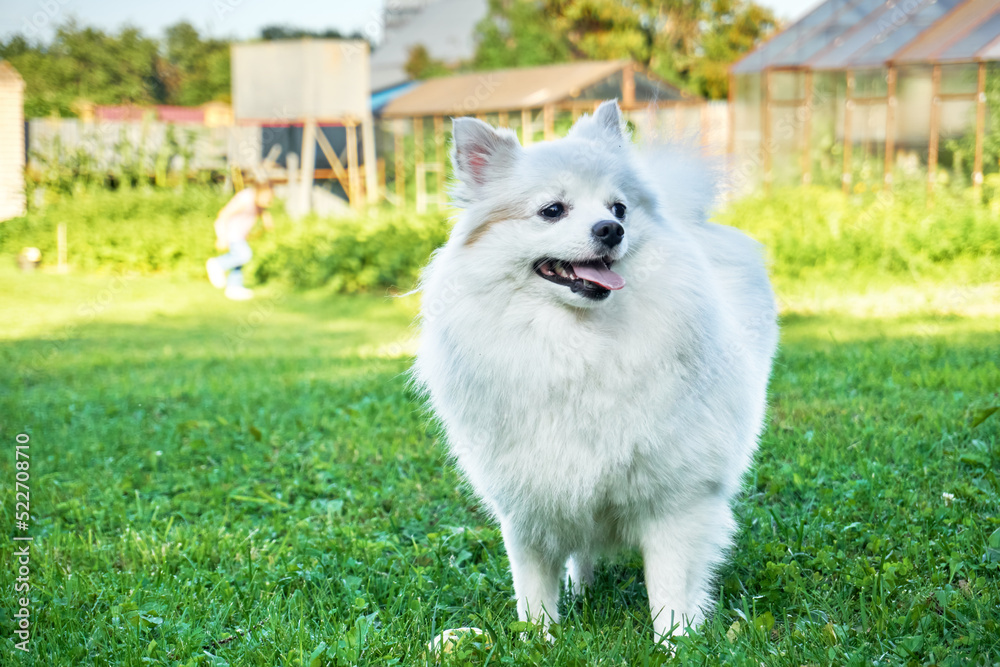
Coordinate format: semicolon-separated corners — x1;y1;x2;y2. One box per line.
729;0;1000;193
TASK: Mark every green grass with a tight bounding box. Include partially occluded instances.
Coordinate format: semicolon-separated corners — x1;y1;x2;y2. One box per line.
1;262;998;666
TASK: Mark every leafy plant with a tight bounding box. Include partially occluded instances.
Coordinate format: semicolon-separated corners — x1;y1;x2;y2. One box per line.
717;184;1000;287
252;210;450;293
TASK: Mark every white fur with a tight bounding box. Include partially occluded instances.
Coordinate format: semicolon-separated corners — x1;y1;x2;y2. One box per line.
413;101;779;641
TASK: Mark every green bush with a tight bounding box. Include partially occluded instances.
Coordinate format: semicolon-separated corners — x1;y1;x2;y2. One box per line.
0;185;452;293
0;186;227;274
717;185;1000;284
252;211;450;292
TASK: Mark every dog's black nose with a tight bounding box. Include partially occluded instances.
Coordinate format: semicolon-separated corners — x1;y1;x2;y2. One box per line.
592;220;624;248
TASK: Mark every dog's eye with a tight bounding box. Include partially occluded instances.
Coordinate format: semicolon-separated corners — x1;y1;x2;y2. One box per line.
539;203;565;220
611;202;627;219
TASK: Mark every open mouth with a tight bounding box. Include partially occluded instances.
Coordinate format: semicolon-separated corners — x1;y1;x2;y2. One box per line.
533;257;626;300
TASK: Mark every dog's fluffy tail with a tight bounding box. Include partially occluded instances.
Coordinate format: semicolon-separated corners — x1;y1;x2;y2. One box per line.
636;145;722;226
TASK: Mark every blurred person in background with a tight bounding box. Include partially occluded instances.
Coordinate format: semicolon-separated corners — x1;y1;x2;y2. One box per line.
206;182;274;300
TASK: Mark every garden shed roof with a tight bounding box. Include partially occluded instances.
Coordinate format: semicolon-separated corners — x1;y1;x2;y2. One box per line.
379;60;688;118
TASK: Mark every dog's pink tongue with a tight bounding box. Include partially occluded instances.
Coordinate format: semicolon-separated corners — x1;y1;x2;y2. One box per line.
572;262;626;290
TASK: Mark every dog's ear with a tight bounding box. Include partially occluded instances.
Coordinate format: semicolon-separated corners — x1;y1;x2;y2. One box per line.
450;117;521;193
568;100;627;148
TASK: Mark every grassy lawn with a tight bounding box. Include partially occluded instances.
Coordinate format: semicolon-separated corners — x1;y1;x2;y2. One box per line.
1;264;998;666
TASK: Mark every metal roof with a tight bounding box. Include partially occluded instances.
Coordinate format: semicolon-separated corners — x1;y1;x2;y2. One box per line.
732;0;1000;73
894;0;1000;64
380;60;686;118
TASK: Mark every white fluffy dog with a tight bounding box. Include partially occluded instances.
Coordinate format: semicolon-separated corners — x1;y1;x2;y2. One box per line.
413;101;778;641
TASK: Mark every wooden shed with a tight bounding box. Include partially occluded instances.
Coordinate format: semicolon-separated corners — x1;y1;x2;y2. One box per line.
379;60;700;210
0;60;25;221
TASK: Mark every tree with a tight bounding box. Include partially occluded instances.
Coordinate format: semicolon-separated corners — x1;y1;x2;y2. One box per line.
260;25;367;42
0;20;233;117
404;45;451;79
471;0;777;99
654;0;778;98
0;20;161;116
473;0;572;70
162;21;230;105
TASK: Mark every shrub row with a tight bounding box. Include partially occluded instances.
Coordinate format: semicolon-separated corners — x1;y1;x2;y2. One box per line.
3;184;997;292
717;185;1000;282
251;211;449;293
0;187;227;274
0;186;451;293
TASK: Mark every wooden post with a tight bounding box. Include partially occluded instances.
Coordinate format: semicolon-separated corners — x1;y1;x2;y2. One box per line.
973;61;987;197
623;63;636;107
727;73;735;156
346;121;360;209
700;102;709;148
286;153;299;217
928;64;941;195
394;119;405;206
763;70;773;192
300;119;317;214
521;108;533;146
842;71;854;195
414;117;426;213
362;116;378;205
315;125;350;194
434;115;445;201
231;165;244;192
802;70;813;185
884;66;897;189
498;111;509;127
543;104;555;141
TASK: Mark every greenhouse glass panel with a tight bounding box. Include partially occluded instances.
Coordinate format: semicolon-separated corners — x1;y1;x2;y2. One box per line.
853;69;889;99
808;72;845;187
895;66;933;148
731;73;763;188
631;71;685;102
895;0;999;64
577;71;623;103
731;0;848;73
939;63;980;96
939;11;1000;61
769;105;804;185
770;71;805;101
940;99;977;138
846;0;962;68
769;0;888;68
